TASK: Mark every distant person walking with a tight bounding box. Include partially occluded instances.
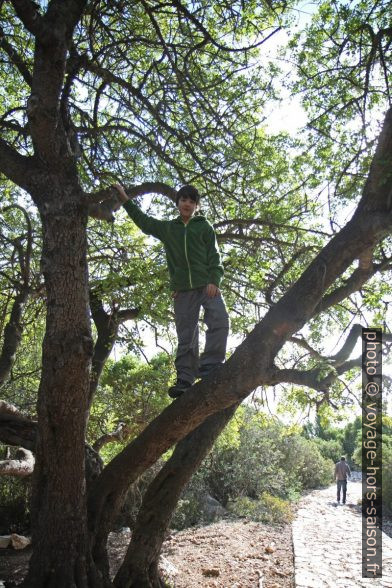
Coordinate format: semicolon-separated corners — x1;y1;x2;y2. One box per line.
335;456;351;504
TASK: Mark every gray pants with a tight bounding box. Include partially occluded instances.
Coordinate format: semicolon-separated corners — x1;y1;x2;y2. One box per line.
337;479;347;503
174;287;230;384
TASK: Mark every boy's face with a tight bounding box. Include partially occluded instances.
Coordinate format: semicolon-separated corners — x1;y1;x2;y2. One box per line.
177;195;198;221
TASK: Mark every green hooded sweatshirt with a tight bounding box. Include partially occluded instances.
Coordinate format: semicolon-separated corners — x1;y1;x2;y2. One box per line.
123;199;224;291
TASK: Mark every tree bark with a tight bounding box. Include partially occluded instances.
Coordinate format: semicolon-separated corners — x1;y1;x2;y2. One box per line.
21;189;103;587
114;405;237;588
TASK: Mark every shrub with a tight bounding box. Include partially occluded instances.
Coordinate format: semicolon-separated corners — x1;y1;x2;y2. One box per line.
170;497;200;530
353;431;392;514
228;492;293;525
171;471;208;530
313;437;343;463
171;407;335;530
278;434;334;492
202;416;287;505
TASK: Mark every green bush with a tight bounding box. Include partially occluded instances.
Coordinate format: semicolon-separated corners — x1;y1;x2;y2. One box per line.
171;495;205;530
228;492;293;524
201;414;289;506
313;437;343;462
171;469;230;530
171;407;335;530
280;434;334;490
205;409;334;505
170;471;207;530
352;425;392;514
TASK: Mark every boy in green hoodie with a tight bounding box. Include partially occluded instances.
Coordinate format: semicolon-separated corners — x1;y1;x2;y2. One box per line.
113;183;230;398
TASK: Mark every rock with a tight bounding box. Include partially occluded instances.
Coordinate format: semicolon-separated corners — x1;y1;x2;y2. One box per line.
159;555;179;580
10;534;31;550
202;568;220;577
272;567;287;577
0;536;11;548
200;494;227;522
265;543;276;554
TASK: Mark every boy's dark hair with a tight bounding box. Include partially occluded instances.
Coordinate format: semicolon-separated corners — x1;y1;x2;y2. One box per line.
176;184;200;206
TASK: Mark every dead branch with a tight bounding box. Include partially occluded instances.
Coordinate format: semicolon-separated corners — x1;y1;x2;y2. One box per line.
93;422;132;453
0;447;34;477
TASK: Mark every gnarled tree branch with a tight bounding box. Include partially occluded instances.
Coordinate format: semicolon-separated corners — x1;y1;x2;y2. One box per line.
0;138;36;190
0;447;34;477
0;24;33;86
86;182;177;222
0;402;37;450
93;422;132;454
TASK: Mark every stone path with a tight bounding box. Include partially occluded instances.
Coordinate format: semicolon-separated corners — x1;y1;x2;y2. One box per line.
292;481;392;587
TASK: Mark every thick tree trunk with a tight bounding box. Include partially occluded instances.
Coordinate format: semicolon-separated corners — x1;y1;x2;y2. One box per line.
113;405;237;588
22;192;105;587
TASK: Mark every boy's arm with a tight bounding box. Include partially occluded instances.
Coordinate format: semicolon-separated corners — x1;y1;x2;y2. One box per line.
205;223;224;288
113;184;165;240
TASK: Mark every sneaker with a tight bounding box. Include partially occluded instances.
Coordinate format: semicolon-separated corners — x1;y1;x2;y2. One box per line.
168;379;192;398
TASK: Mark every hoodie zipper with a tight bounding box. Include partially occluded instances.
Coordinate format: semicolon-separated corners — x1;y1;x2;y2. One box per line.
183;221;193;288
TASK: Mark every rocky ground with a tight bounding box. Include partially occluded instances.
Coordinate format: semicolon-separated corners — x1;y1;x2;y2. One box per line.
0;519;294;587
110;520;294;588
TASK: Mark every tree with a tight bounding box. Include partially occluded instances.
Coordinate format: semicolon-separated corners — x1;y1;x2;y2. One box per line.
0;1;391;586
342;416;362;463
